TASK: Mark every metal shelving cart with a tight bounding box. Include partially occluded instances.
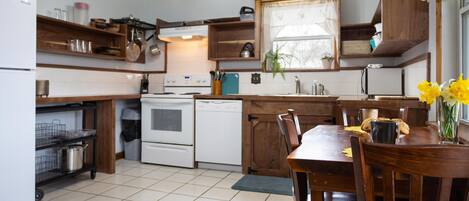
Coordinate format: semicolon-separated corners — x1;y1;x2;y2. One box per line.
35;103;98;201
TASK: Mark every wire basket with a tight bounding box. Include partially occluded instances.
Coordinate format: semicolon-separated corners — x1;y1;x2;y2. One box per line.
35;151;59;174
36;121;67;146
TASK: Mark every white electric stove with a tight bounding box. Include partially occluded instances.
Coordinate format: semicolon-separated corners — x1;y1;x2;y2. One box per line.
141;75;211;168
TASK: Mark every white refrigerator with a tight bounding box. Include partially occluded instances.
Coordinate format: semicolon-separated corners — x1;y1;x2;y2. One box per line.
0;0;36;200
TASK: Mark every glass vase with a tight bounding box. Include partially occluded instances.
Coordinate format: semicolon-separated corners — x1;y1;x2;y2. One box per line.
437;98;461;144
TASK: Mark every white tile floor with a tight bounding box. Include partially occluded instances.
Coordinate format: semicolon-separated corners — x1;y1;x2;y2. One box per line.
41;160;294;201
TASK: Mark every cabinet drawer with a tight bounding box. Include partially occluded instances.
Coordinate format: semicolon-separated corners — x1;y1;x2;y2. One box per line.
250;101;336;116
142;142;194;168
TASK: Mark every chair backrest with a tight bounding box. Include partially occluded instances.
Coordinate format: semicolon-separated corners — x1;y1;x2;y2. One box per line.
342;107;409;127
277;109;301;154
351;136;469;201
277;109;308;201
288;109;302;136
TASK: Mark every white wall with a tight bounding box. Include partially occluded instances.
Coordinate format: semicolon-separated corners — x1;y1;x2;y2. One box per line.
427;0;460;83
141;0;378;25
441;0;460;81
237;71;362;95
36;68;141;97
341;0;379;25
166;39;216;75
403;60;428;97
37;0;143;21
140;0;255;22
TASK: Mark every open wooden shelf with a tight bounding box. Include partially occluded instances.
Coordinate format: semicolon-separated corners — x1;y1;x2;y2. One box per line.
340;54;399;59
217;39;255;44
36;94;141;104
37;15;126;37
38;49;126;61
208;21;259;61
211;57;260;61
210;20;255;27
37;15;128;61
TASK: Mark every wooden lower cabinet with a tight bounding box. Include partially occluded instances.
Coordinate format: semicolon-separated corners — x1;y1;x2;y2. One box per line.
242;98;337;177
248;114;335;177
248;114;288;177
197;95;429;178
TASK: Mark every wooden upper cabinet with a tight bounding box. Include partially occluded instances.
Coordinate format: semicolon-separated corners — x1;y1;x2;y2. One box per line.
371;0;429;55
208;21;259;61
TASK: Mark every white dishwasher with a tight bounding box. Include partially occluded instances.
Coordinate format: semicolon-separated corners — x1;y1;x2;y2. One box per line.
195;99;242;165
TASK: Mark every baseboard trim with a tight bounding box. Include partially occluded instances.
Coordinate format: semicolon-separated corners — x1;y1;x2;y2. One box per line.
197;162;242;172
116;152;125;160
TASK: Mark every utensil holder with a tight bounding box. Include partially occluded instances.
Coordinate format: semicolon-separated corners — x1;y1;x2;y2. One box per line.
212;80;222;96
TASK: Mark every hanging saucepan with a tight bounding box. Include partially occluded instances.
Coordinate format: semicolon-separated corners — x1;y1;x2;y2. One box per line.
147;33;161;56
126;28;141;62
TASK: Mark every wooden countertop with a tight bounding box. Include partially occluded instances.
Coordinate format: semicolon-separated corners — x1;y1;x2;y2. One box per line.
194;94;340;102
37;94;141;104
194;95;427;107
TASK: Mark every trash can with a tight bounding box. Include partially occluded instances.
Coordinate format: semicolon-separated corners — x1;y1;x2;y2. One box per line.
121;108;141;161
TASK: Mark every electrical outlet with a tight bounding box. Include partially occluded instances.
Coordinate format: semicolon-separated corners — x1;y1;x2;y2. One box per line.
251;73;261;84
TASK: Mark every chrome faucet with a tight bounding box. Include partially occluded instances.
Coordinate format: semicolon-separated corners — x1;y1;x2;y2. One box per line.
295;76;301;94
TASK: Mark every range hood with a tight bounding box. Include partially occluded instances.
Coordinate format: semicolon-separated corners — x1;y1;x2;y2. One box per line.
158;25;208;42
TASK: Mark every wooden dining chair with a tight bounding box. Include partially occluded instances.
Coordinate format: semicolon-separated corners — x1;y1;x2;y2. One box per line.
351;135;469;201
341;107;409;127
278;109;356;201
277;109;308;201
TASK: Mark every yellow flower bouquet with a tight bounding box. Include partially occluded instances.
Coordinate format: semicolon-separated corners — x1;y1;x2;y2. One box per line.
418;74;469;144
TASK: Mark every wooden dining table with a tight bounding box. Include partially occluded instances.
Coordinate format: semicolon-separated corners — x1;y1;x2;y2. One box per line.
287;125;468;201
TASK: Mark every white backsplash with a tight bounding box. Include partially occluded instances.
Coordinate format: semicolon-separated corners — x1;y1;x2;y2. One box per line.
237;71;363;96
147;70;362;96
148;74;165;93
36;67;142;97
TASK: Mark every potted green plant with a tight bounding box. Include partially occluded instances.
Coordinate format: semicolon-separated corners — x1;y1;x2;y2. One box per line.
320;54;334;69
262;45;292;79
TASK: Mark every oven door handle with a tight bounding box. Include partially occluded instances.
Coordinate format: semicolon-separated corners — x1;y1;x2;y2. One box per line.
141;99;193;105
146;144;190;152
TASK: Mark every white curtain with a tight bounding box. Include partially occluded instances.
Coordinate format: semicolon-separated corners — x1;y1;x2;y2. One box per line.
262;0;340;68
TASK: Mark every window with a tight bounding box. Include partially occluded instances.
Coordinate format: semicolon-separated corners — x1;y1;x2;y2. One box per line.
462;3;469;121
262;0;339;70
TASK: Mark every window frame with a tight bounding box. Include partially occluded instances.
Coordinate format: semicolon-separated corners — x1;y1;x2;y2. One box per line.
271;35;335;70
460;2;469;124
260;0;340;72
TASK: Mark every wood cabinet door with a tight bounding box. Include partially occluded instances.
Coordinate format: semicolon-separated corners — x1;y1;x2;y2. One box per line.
248;114;335;177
